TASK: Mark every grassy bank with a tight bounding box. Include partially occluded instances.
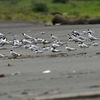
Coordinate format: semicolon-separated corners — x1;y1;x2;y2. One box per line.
0;0;100;23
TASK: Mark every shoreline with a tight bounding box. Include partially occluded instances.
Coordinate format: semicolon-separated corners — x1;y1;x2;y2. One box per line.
0;22;100;100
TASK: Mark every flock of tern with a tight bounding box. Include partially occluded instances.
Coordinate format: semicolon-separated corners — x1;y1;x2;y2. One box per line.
0;28;99;58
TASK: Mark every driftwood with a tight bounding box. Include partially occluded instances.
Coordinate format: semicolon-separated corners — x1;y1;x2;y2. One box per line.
88;18;100;24
52;14;69;25
52;14;100;25
67;18;88;25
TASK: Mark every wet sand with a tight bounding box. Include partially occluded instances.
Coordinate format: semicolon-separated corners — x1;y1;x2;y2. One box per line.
0;22;100;100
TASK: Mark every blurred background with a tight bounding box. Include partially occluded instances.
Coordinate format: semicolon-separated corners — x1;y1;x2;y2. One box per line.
0;0;100;23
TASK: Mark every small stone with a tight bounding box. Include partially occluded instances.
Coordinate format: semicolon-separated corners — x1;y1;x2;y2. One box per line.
8;63;12;66
21;91;28;95
0;74;5;78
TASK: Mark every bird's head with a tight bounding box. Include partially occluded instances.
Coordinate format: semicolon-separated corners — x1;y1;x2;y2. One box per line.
22;33;24;35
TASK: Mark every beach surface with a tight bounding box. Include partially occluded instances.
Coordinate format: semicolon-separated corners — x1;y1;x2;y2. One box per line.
0;22;100;100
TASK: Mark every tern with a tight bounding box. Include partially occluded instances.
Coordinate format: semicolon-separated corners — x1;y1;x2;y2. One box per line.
29;45;39;51
34;49;43;54
69;35;85;43
40;31;45;35
65;45;76;51
0;38;9;46
51;34;57;39
43;46;50;51
31;38;38;45
12;45;21;48
42;39;51;45
22;33;33;39
52;43;60;48
54;40;66;46
72;30;80;36
88;32;98;41
92;42;99;46
87;29;94;34
23;44;30;49
13;39;22;47
21;39;32;44
10;50;21;57
0;54;5;58
75;34;86;40
51;46;61;52
36;37;43;43
78;42;89;48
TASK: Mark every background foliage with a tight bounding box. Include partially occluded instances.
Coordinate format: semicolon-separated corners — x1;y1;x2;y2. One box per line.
0;0;99;23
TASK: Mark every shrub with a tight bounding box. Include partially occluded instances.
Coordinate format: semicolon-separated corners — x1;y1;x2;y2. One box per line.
52;0;69;3
32;2;49;12
0;0;20;5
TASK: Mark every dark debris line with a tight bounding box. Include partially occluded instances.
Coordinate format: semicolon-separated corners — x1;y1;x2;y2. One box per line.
1;51;100;60
34;91;100;100
0;52;90;60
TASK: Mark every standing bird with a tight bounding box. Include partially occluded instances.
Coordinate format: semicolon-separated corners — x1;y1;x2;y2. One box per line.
88;32;98;41
54;40;66;46
40;31;45;35
78;42;89;48
21;39;32;44
92;42;99;46
0;53;5;58
65;45;76;51
31;38;38;45
22;33;33;39
29;45;39;51
68;34;85;43
52;43;60;48
42;39;51;45
51;46;61;53
0;37;9;47
10;50;21;57
51;34;57;39
72;30;80;36
43;46;50;51
87;29;94;34
23;44;30;49
12;39;22;48
34;49;43;54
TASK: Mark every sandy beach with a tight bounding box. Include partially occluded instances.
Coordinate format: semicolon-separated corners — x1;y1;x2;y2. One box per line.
0;22;100;100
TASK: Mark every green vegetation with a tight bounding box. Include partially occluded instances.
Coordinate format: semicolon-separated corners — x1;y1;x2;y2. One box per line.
32;2;49;12
52;0;69;3
0;0;100;23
